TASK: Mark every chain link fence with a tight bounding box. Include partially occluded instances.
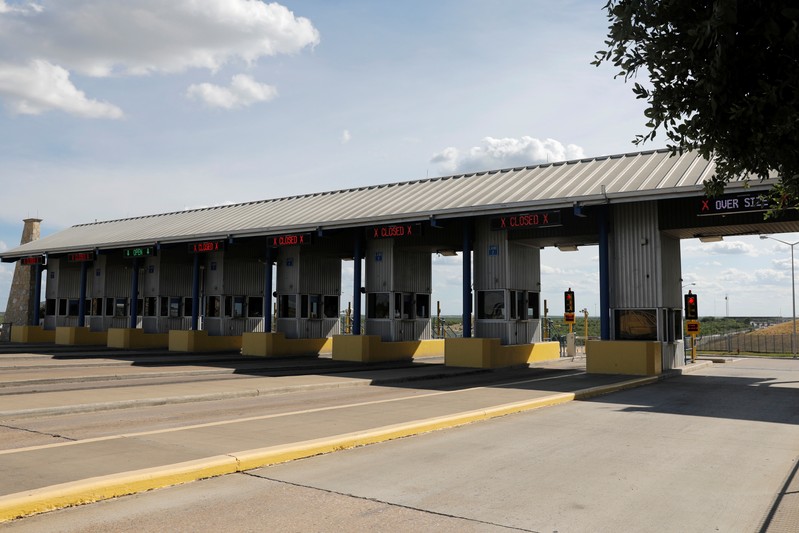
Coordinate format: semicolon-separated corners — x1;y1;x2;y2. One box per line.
696;333;796;354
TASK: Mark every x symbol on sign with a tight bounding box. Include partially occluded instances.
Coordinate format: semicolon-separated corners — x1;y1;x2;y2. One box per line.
701;199;710;211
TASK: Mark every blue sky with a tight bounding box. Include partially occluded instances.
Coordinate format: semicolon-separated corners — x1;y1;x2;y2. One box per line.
0;0;796;318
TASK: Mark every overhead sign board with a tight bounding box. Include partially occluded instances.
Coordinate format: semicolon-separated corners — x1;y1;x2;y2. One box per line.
698;192;770;216
20;256;44;265
269;233;313;247
188;240;225;253
123;246;156;259
490;210;562;230
368;223;423;239
68;252;95;262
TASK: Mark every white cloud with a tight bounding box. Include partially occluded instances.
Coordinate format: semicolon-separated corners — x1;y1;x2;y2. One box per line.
431;136;585;174
341;129;351;144
0;1;318;117
187;74;277;109
0;60;123;118
703;241;757;256
0;240;7;252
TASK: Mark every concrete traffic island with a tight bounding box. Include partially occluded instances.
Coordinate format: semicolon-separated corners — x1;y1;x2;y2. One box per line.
444;338;560;368
241;332;332;357
585;340;663;375
107;328;169;349
168;330;241;352
9;325;55;344
331;335;444;363
0;360;677;523
54;327;107;346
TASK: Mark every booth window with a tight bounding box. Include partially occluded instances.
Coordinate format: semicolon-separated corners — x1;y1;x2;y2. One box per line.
145;297;157;317
232;296;245;318
105;297;114;316
114;298;127;318
477;290;504;319
206;296;220;318
45;299;56;316
614;309;658;340
169;297;182;318
183;297;193;317
91;298;102;316
415;294;430;319
279;295;297;318
669;309;682;342
160;297;169;317
308;294;322;319
402;293;414;319
323;296;339;319
509;290;518;319
367;293;390;319
58;298;67;316
300;295;309;318
66;299;80;317
527;292;540;319
248;297;263;318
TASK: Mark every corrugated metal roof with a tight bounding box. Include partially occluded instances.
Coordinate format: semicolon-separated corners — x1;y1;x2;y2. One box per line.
0;148;769;259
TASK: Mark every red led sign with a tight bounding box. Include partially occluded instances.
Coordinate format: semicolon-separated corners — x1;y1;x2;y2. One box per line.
188;241;225;253
68;252;94;262
491;210;562;230
269;233;312;247
20;256;44;265
369;223;423;239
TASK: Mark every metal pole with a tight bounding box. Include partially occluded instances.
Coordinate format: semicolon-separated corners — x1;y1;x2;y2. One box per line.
598;204;611;340
792;243;796;358
352;237;362;335
462;222;472;338
191;254;200;331
129;259;139;329
78;261;88;328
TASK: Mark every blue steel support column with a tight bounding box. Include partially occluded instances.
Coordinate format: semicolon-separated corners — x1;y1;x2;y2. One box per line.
598;204;611;340
129;259;140;329
353;237;363;335
32;263;42;326
191;253;200;331
78;261;88;328
264;247;273;333
462;222;472;338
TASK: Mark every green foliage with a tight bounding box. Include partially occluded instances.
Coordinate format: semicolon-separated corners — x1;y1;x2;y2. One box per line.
593;1;799;214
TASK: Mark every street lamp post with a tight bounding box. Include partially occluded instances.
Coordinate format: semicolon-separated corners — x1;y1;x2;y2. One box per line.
761;235;798;358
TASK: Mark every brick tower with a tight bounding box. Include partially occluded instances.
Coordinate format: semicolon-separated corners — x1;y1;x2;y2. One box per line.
5;218;42;326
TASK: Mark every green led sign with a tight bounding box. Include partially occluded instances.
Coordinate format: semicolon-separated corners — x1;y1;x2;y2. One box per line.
123;246;156;259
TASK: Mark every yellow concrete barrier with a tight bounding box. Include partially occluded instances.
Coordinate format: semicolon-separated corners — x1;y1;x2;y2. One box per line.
10;325;55;343
331;335;444;363
240;332;332;357
585;340;662;375
168;330;242;352
107;328;169;349
55;327;108;346
444;338;560;368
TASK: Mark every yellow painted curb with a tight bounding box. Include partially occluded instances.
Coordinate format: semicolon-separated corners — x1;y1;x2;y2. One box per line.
0;455;238;522
0;375;655;523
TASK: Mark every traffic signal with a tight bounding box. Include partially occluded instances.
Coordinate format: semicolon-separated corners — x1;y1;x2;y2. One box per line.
684;291;698;320
564;289;575;314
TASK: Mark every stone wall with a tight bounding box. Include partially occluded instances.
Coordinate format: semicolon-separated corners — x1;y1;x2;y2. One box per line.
4;219;42;326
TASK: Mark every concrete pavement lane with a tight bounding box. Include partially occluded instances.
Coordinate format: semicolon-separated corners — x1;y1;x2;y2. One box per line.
0;357;659;522
3;358;796;532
